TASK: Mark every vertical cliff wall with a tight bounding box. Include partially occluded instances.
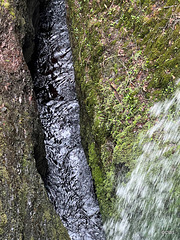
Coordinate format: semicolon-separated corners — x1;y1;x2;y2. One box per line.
67;0;180;219
0;1;70;239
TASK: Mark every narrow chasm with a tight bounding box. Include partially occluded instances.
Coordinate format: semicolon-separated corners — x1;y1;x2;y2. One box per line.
23;0;105;239
23;0;48;182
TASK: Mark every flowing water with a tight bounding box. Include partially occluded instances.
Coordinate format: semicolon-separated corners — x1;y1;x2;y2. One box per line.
105;88;180;239
32;0;105;239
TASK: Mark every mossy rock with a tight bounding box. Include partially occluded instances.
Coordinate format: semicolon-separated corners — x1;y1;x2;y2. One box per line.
67;0;180;220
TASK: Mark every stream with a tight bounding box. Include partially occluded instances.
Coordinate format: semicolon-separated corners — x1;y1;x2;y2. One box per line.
30;0;180;238
32;0;105;239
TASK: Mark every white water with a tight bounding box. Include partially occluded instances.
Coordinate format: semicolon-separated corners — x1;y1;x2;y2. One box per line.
105;89;180;239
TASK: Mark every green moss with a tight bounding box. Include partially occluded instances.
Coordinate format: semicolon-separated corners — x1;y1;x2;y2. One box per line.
0;166;9;183
89;142;104;188
43;210;51;222
67;0;180;220
88;142;115;219
0;0;15;17
0;199;7;235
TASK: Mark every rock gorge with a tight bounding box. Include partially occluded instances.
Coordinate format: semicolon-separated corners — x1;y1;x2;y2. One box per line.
0;0;70;239
0;0;179;239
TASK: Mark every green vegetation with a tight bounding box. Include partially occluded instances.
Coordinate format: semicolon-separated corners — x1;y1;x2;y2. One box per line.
67;0;180;220
0;94;70;239
0;0;15;17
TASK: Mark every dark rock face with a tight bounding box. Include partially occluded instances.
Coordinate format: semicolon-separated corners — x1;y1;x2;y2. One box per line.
31;0;105;239
0;2;69;239
23;0;41;64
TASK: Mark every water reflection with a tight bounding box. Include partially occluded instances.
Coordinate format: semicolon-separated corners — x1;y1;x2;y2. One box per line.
33;0;105;239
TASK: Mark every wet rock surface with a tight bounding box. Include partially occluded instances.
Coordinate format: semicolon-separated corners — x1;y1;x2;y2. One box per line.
0;3;70;239
32;0;105;239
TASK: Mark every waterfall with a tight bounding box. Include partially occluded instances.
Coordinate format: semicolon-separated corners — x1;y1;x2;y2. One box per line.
32;0;105;239
104;88;180;239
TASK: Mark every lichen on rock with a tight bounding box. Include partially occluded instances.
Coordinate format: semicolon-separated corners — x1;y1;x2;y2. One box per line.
0;2;69;239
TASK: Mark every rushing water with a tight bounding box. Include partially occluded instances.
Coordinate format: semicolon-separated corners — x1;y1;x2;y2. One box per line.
105;88;180;239
32;0;105;239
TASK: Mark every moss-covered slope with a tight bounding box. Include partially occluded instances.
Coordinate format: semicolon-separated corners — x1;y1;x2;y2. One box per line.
0;2;69;239
67;0;180;219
